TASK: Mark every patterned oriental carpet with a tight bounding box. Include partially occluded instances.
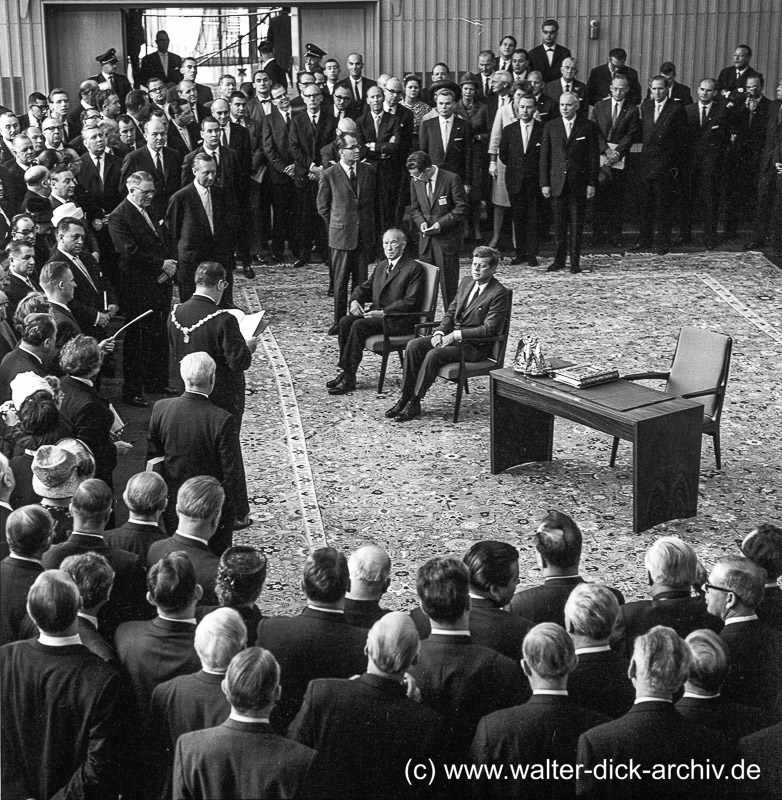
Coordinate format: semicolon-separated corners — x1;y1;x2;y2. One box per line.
231;250;782;616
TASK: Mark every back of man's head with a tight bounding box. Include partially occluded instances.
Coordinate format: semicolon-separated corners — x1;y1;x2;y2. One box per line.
523;622;578;680
21;312;56;348
302;547;349;603
70;478;112;528
216;546;267;607
464;540;519;592
194;261;225;288
224;646;280;713
27;569;80;635
176;476;225;522
741;523;782;582
180;351;216;390
712;556;766;611
195;607;247;671
123;471;168;517
416;556;469;624
534;510;581;569
685;629;729;694
564;582;620;641
348;544;391;598
60;551;114;610
644;536;697;589
632;625;691;696
148;551;198;613
6;505;53;557
366;611;419;675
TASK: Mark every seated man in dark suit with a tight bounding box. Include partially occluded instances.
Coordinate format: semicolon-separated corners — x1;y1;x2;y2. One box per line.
148;607;246;799
174;647;317;799
411;540;532;662
326;228;424;395
0;504;51;645
0;570;126;800
104;471;168;562
471;623;610;799
510;509;624;626
739;721;782;800
407;556;527;760
289;612;445;799
60;551;117;666
740;522;782;631
147;476;223;603
677;629;769;740
387;245;510;422
344;544;392;628
256;546;369;729
612;536;722;657
564;582;635;719
707;556;782;714
42;478;148;638
577;626;735;799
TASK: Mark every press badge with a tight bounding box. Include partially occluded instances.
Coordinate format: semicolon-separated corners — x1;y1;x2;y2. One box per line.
439;196;448;205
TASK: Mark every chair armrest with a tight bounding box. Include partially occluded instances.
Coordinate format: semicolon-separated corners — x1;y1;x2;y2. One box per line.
414;320;443;334
679;387;722;400
382;311;433;318
457;334;504;346
622;371;670;382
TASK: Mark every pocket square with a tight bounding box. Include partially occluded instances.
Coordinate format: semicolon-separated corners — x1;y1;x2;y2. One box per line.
576;136;586;140
711;125;720;129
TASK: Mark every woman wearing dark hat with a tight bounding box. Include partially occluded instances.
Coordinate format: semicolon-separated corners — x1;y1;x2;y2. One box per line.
197;545;267;645
456;72;489;242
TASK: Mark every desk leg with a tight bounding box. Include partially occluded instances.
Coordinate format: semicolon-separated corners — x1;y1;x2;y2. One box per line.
633;405;702;532
491;386;554;474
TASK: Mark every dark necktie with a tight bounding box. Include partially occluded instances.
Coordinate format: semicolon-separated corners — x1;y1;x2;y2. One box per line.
612;103;619;124
155;152;164;180
95;155;103;183
221;127;228;147
701;106;707;127
311;114;318;132
348;165;357;193
565;83;571;93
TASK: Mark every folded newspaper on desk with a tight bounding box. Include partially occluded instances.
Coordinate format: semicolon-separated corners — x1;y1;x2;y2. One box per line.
551;363;620;389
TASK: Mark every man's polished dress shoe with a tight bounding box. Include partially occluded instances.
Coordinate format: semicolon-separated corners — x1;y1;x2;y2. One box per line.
394;398;421;422
326;372;345;389
327;324;339;336
546;262;565;272
123;395;149;408
242;265;256;279
329;377;355;395
292;257;307;268
385;398;408;418
233;516;253;530
570;265;582;274
528;256;538;267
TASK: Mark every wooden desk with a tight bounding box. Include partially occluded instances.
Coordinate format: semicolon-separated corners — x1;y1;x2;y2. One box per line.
490;368;704;533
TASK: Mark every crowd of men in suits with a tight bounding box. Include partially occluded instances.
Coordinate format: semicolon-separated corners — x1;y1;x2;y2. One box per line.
1;504;780;798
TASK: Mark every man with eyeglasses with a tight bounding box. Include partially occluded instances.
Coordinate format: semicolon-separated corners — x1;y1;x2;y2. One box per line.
146;78;169;113
120;115;183;225
706;556;782;713
262;84;298;262
332;87;359;124
109;171;177;405
17;92;49;131
527;18;572;86
290;72;316;114
290;83;336;268
41;117;64;154
317;132;377;334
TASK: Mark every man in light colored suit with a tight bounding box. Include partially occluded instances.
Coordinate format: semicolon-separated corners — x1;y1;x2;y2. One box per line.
540;92;599;273
326;228;424;395
388;245;510;423
317;132;377;331
407;150;467;309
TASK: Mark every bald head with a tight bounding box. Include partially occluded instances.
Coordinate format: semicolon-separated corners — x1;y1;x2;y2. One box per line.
337;116;358;135
347;544;391;600
366;611;420;676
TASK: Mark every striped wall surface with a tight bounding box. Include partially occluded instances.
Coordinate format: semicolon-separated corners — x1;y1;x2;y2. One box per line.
2;0;781;110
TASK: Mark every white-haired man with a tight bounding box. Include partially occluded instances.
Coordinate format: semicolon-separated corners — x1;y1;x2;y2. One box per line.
344;544;392;627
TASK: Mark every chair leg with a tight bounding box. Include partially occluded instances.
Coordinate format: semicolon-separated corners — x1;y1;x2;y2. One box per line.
397;351;404;367
453;378;466;422
464;379;470;395
712;430;722;470
609;437;620;467
378;352;389;393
